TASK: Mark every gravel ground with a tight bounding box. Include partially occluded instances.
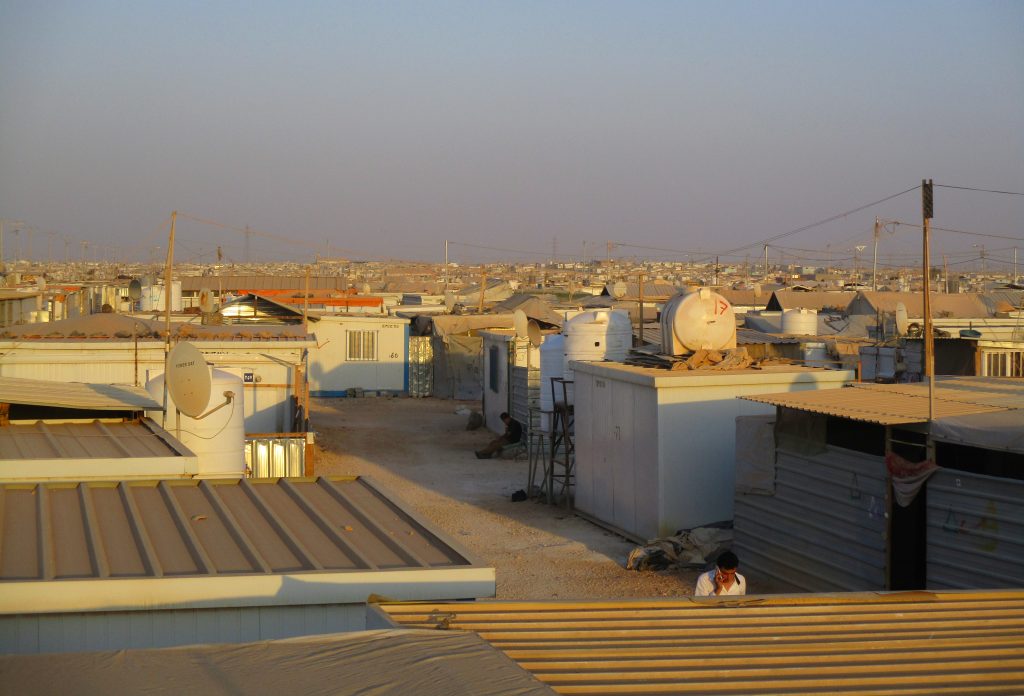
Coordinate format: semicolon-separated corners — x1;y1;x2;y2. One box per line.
312;395;701;600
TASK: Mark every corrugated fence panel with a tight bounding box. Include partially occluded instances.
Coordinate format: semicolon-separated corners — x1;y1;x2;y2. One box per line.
407;336;433;398
927;468;1024;589
735;445;888;592
245;436;305;477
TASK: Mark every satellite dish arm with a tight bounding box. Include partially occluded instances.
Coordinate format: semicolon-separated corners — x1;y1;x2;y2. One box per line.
192;391;235;421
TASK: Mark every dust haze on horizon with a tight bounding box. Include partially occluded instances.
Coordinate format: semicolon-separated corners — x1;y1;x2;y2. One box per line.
0;2;1022;267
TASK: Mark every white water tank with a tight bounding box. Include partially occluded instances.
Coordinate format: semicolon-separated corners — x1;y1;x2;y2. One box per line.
782;308;818;335
660;288;736;355
146;368;246;477
802;342;831;368
563;309;632;403
539;333;566;420
141;281;183;312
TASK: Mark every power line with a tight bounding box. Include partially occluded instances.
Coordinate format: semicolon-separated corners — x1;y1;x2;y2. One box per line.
884;219;1024;242
712;185;920;257
936;184;1024;197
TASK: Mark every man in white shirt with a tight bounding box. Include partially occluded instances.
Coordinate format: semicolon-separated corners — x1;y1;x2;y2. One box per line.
694;551;746;597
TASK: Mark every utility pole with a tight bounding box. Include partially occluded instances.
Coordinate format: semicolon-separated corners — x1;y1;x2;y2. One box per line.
163;211;177;429
1015;247;1019;285
478;266;486;314
764;244;769;281
943;254;949;294
636;271;645;348
714;256;719;286
444;239;449;294
921;180;935;422
872;217;880;291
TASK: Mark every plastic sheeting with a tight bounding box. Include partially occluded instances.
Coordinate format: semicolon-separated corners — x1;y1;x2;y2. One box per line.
735;414;776;494
0;629;554;696
432;334;483;400
930;410;1024;454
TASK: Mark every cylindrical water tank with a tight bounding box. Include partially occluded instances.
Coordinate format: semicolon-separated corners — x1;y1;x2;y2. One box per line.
563;309;632;404
171;280;183;312
146;369;246;477
539;333;566;422
782;308;818;336
140;286;157;312
802;342;831;368
661;288;737;354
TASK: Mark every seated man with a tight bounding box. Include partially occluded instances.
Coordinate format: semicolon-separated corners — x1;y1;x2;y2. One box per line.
694;551;746;597
475;412;523;459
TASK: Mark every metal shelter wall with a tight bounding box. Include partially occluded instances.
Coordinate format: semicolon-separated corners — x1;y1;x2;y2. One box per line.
927;468;1024;589
408;336;433;398
735;445;888;591
509;338;540;432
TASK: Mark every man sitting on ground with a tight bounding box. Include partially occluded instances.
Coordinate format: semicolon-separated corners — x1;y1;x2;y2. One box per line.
475;412;523;459
694;551;746;596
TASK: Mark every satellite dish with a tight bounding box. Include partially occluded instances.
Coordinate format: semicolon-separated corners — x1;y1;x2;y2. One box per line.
128;279;142;301
895;302;909;336
611;281;628;299
527;319;542;347
198;287;215;313
513;310;529;339
166;341;212;418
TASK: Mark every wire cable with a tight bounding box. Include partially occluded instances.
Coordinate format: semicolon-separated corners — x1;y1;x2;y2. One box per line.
935;184;1024;197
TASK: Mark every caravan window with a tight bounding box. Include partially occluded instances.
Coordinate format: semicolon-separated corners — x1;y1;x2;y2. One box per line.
346;330;378;361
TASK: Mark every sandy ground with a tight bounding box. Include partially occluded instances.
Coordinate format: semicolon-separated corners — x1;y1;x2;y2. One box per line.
312;395;701;599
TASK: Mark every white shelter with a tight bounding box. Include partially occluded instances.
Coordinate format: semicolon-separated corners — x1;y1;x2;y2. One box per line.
572;362;855;540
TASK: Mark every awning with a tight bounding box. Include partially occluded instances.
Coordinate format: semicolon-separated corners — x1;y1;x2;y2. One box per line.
0;376;162;411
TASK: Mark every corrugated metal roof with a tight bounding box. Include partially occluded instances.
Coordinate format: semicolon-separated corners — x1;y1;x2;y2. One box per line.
767;290;857;312
0;377;162;411
180;275;349;292
0;476;493;614
847;291;995;319
381;591;1024;695
741;377;1022;425
0;629;554;695
0;476;478;583
0;420;180;460
0;314;313;342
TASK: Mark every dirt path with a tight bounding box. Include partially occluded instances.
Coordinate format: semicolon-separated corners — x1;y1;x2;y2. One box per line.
312;395;698;600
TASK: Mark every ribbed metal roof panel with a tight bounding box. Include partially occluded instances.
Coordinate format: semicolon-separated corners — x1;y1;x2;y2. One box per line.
741;378;1020;425
0;376;162;411
382;592;1024;694
0;420;180;460
0;476;478;582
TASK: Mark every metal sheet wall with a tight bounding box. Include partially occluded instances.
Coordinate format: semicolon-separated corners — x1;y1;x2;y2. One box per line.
927;468;1024;589
509;338;539;431
245;435;306;477
735;445;888;591
408;336;433;397
0;604;366;654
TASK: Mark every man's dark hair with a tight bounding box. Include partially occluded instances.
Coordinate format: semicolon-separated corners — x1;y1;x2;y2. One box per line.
500;412;510;420
717;551;739;570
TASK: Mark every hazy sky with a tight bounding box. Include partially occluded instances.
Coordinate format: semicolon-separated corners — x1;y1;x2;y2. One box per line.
1;1;1022;267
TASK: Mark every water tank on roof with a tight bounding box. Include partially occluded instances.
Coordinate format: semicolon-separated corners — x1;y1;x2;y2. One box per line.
782;308;818;335
146;369;246;478
660;288;736;355
563;309;632;404
539;333;565;430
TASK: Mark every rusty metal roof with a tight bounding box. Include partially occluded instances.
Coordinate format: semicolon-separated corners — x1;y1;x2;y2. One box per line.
742;377;1024;425
0;376;162;411
0;476;492;613
380;591;1024;694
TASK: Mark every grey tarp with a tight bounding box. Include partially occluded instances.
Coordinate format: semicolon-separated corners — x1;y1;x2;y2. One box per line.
930;411;1024;454
433;334;483;400
0;629;554;696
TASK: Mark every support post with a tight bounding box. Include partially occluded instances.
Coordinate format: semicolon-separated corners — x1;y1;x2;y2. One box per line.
872;217;880;291
922;181;935;422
